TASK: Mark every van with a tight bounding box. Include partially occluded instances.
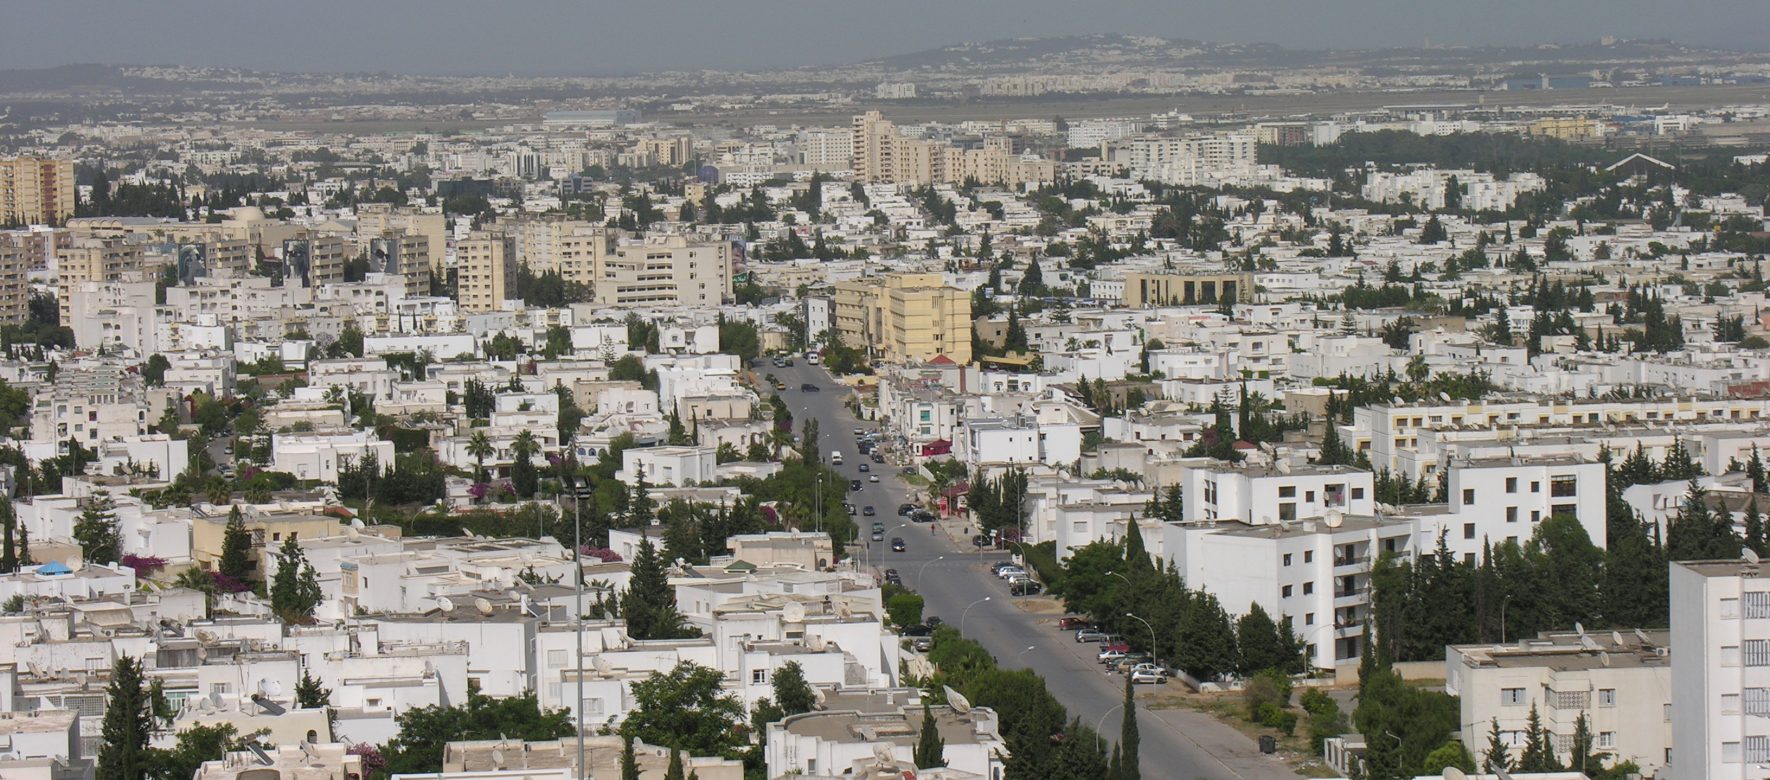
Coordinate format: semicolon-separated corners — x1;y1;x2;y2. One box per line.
830;451;844;465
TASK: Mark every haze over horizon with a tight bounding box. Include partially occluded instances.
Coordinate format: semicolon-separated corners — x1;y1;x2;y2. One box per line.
6;0;1769;77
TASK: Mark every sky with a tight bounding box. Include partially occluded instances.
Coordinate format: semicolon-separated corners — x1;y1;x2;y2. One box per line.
5;0;1768;76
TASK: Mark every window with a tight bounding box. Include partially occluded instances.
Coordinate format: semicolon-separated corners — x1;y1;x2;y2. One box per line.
1279;485;1296;498
1531;481;1540;493
1463;488;1475;505
1746;591;1770;618
1282;585;1293;598
1304;550;1313;563
1303;581;1314;595
1352;487;1365;500
1279;503;1297;522
1598;688;1616;707
1551;504;1577;520
210;682;232;696
1501;688;1525;706
1748;688;1770;716
1746;639;1770;666
1724;644;1742;667
1550;475;1578;497
751;669;767;684
1283;554;1293;567
1463;523;1476;540
1506;507;1518;523
1723;597;1742;619
1724;741;1742;764
548;650;568;667
1598;732;1616;749
1304;613;1315;625
1724;693;1741;714
1506;477;1518;493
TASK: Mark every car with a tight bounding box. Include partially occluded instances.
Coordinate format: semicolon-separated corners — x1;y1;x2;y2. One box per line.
772;358;784;367
898;504;915;516
924;616;943;628
1009;580;1043;596
872;453;885;464
1127;662;1162;676
783;358;795;367
773;381;786;390
1110;654;1150;674
1131;668;1168;685
990;562;1018;575
872;521;886;532
800;383;820;392
996;566;1027;580
847;506;857;516
882;568;901;583
863;506;876;516
912;510;936;523
868;474;880;483
1075;628;1110;643
858;463;870;473
891;537;906;552
972;535;993;548
1098;648;1127;663
853;428;864;437
910;636;933;652
849;480;862;491
1057;617;1092;631
871;531;884;541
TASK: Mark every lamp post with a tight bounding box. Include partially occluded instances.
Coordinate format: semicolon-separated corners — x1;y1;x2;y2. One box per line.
1096;702;1125;735
961;596;992;634
1126;612;1158;669
915;555;945;585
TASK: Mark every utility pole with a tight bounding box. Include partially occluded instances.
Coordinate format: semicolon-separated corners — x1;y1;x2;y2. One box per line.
571;473;586;779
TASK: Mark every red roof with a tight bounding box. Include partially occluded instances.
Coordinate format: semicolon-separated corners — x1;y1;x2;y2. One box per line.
928;354;956;366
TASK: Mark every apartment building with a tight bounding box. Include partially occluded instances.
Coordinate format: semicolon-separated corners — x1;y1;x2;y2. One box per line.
850;111;1055;187
1434;457;1608;561
832;272;971;365
1107;132;1257;186
1669;558;1770;780
456;230;517;314
364;231;433;296
354;204;447;274
28;367;150;451
174;236;253;282
959;415;1082;468
592;234;731;308
1165;513;1412;670
1121;271;1256;308
270;430;396;483
798;128;854;170
767;703;1008;779
1447;629;1672;776
0;232;28;326
0;157;76;226
57;237;142;323
509;218;609;289
1182;463;1376;525
279;234;346;289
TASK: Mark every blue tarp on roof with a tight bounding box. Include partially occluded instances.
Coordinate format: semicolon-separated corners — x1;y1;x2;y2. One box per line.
35;562;70;575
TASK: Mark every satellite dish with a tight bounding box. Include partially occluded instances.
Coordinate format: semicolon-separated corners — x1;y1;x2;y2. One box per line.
1323;509;1344;528
300;740;316;760
871;742;897;765
260;679;283;697
1612;631;1626;648
491;748;505;768
1574;621;1586;637
813;688;827;707
944;685;971;714
593;656;612;674
475;597;495;616
1634;628;1652;645
198;698;214;713
1444;768;1468;780
1747;548;1763;565
782;601;806;623
436;596;456;613
463;529;476;538
1600;652;1612;667
349;518;366;530
1439;392;1452;402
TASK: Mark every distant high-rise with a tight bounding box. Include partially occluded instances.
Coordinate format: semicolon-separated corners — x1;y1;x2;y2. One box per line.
0;157;76;227
850;111;1054;187
457;230;517;314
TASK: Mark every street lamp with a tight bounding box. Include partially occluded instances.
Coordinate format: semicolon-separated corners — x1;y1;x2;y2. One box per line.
961;596;992;634
1125;612;1158;669
915;555;945;584
1096;702;1125;735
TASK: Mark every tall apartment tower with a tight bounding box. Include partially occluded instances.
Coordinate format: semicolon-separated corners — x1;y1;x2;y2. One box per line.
1669;558;1770;779
457;230;517;314
57;237;143;323
280;234;347;289
0;157;76;226
0;233;28;325
591;234;731;308
354;204;447;276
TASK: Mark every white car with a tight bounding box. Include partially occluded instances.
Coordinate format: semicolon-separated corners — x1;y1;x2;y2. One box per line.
869;474;880;482
1130;668;1167;685
996;567;1027;580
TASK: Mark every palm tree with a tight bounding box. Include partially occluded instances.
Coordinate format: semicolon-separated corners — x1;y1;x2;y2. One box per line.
467;431;494;485
511;429;538;461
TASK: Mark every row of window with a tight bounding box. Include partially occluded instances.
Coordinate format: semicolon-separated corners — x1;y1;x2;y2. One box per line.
1501;687;1618;707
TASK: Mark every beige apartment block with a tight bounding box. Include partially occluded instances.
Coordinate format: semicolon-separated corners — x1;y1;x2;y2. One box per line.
0;233;27;326
0;157;76;226
833;272;971;365
280;233;347;288
57;237;143;323
363;229;433;297
509;218;610;289
457;230;517;314
354;204;447;275
1121;271;1256;308
592;234;731;308
851;111;1054;187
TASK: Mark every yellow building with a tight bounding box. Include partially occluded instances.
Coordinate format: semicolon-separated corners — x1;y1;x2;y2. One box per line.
850;112;1054;187
354;204;447;275
57;237;143;323
191;509;342;579
457;230;517;314
0;233;26;326
833;272;971;365
509;217;610;290
0;157;76;226
1121;271;1255;308
1528;117;1605;141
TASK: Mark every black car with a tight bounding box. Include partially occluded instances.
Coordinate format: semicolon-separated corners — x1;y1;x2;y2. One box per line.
924;616;943;628
972;535;993;548
901;623;931;637
862;506;876;516
801;383;820;392
849;480;862;491
891;537;906;552
858;463;870;473
897;503;915;516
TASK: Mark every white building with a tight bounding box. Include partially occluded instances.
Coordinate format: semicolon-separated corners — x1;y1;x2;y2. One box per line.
619;445;718;487
271;430;396;483
1669;558;1770;780
1183;463;1376;525
766;703;1006;779
958;415;1082;469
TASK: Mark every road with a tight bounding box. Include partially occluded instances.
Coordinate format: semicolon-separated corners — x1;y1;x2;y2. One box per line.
769;360;1304;780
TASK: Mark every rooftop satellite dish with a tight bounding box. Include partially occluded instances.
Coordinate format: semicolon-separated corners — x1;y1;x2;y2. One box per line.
436;596;456;613
475;597;495;616
1323;509;1344;528
813;687;827;708
260;679;283;697
1634;628;1652;645
1747;548;1762;565
491;748;505;769
1440;392;1452;402
247;743;274;766
349;518;366;530
299;740;316;760
782;601;806;623
1490;760;1516;780
593;656;612;674
1612;630;1626;648
1600;651;1612;667
197;698;214;713
1443;768;1468;780
1574;621;1586;637
463;529;476;538
871;742;897;765
944;685;971;714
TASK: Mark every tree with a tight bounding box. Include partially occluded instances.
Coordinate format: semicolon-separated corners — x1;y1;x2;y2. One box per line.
1236;602;1288;675
270;536;322;624
149;723;240;780
1518;703;1560;772
1751;445;1767;494
1117;674;1141;779
772;661;815;716
1422;741;1476;774
1483;717;1513;772
383;691;572;775
914;700;947;769
0;497;15;573
620;734;641;780
218;505;253;580
510;429;540;499
621;663;747;758
467;431;494;485
75;491;122;565
96;656;157;780
142;354;171;386
1667;480;1741;561
622;536;690;640
296;670;330;708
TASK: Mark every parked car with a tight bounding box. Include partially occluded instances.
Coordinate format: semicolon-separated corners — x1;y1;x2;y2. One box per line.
1110;655;1150;674
853;428;865;437
882;569;901;584
1009;580;1043;596
972;535;993;548
913;510;936;523
901;623;930;637
1057;617;1092;631
849;480;862;491
1130;668;1168;685
1075;628;1110;643
872;453;886;464
869;474;880;483
898;504;915;516
863;506;876;516
846;505;857;516
800;383;820;392
996;566;1027;579
871;531;884;541
924;616;943;629
990;562;1019;576
891;537;907;552
911;636;933;652
1098;648;1127;663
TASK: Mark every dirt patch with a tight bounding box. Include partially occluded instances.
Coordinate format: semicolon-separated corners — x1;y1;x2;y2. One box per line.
1012;598;1067;615
1150;689;1342;778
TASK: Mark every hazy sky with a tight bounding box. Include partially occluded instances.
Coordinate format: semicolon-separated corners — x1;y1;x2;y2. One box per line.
6;0;1768;75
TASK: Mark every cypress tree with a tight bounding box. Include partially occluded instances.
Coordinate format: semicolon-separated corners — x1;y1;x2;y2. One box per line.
1483;717;1513;772
0;497;15;573
1236;603;1285;675
1751;445;1768;494
913;701;946;769
1749;499;1768;556
96;656;155;780
74;490;122;565
270;536;322;624
1518;704;1559;772
1118;674;1140;779
620;734;640;780
219;505;253;580
664;748;685;780
621;536;685;640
